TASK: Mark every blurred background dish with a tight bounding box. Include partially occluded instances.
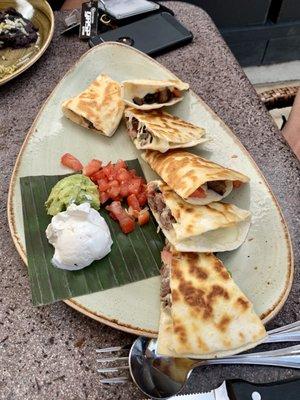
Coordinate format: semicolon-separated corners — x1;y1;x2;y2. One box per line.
0;0;54;85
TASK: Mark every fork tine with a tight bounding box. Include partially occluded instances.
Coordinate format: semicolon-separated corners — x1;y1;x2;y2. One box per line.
97;365;130;373
96;346;123;353
100;377;129;384
97;356;129;363
96;344;131;353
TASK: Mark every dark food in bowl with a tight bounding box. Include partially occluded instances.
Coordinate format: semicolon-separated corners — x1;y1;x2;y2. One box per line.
0;7;38;49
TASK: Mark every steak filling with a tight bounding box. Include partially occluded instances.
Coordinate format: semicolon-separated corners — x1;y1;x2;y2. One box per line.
126;117;153;146
148;184;175;230
133;87;182;106
207;180;227;196
160;256;171;308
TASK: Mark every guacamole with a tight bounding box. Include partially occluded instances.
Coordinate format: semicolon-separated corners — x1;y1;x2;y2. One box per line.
45;174;100;216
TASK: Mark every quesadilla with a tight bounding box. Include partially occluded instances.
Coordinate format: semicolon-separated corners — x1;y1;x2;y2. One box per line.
143;150;249;205
121;79;189;109
157;247;267;358
62;74;124;137
147;181;251;252
124;108;206;153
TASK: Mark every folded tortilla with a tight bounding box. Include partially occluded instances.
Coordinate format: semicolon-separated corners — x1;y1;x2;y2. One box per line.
62;74;125;137
143;150;249;205
121;79;189;110
124;108;206;153
148;180;251;252
157;248;267;358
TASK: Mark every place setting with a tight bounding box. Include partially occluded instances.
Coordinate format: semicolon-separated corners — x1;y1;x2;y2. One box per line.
2;1;300;399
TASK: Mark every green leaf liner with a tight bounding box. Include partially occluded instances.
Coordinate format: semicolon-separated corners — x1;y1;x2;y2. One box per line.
20;159;164;306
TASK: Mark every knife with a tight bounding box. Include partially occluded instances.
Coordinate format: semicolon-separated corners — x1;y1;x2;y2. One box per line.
171;378;300;399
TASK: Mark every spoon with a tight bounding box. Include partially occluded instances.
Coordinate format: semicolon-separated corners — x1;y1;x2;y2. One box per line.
128;321;300;399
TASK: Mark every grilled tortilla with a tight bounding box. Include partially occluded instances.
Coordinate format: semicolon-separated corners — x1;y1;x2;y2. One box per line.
143;150;249;205
157;248;267;358
124;108;206;153
121;79;189;110
62;74;124;137
148;181;251;252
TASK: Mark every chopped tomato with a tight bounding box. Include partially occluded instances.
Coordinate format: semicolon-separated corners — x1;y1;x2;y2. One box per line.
61;155;150;232
161;248;173;264
119;218;135;234
189;187;207;198
115;159;127;170
98;179;109;192
107;185;120;199
172;88;181;98
91;169;106;181
109;212;118;221
128;206;140;219
108;180;119;188
117;168;131;183
233;180;243;188
99;192;110;204
128;178;142;195
106;201;135;234
127;194;141;212
129;169;137;177
137;192;147;207
61;153;83;171
119;183;130;197
102;162;113;178
138;209;150;226
83;159;102;176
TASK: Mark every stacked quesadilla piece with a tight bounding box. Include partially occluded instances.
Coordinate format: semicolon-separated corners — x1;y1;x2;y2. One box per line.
121;79;189;109
143;150;249;205
147;180;251;253
62;74;125;137
124;108;207;152
158;247;267;358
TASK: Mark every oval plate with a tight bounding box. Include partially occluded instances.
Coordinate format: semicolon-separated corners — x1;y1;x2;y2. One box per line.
8;43;293;337
0;0;54;85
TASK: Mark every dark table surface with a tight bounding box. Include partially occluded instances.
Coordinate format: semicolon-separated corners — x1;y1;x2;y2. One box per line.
0;2;299;399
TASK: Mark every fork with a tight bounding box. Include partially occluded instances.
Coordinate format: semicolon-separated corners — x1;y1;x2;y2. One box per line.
96;321;300;388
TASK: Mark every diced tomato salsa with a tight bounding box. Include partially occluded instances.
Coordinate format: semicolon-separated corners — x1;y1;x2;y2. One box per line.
60;153;150;234
189;186;207;199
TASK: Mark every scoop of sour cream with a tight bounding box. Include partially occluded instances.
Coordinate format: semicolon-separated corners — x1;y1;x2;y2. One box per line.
45;203;113;271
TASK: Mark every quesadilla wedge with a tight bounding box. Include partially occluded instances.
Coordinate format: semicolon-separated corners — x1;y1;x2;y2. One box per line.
121;79;189;109
143;150;249;205
62;74;124;137
124;108;206;153
157;247;267;358
148;181;251;252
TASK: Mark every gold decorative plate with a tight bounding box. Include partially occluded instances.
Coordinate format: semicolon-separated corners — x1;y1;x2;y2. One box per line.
0;0;54;85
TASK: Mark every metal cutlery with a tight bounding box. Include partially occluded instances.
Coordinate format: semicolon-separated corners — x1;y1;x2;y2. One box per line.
96;321;300;398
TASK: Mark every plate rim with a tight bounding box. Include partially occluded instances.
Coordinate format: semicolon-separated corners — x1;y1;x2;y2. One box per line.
0;0;54;86
7;42;294;337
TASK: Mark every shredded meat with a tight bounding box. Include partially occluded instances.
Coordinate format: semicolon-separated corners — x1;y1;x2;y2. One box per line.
138;128;153;146
132;88;181;106
207;180;227;195
83;117;95;130
161;261;171;308
148;186;175;230
126;117;152;144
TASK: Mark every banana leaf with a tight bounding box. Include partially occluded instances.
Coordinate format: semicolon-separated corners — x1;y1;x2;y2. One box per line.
20;159;164;306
